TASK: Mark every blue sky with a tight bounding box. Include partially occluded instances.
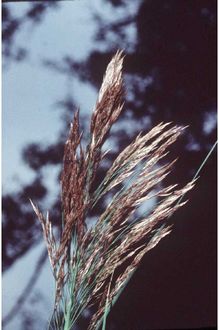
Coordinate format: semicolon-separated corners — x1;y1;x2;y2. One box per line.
3;1;98;194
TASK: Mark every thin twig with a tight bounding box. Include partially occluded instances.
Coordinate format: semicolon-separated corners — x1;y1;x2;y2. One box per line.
176;140;217;207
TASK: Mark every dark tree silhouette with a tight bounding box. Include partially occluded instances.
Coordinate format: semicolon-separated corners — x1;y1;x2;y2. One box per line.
2;2;59;63
3;0;216;329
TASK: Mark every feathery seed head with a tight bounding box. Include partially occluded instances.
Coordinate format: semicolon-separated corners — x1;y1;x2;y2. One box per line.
31;51;195;330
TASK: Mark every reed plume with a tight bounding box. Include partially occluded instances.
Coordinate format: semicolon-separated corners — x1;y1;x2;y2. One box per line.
31;51;195;330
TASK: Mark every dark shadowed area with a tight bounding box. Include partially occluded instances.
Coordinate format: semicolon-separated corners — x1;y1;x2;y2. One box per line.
2;0;217;329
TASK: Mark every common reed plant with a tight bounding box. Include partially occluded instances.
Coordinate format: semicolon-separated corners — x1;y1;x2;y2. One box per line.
31;51;195;330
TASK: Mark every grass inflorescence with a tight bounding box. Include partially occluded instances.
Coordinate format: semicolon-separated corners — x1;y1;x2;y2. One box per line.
31;51;195;330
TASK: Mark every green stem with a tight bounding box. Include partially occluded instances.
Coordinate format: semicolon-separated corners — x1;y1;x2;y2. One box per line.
64;304;71;330
193;141;217;179
176;140;217;207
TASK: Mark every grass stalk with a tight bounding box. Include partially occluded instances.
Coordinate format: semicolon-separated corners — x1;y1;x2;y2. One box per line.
31;51;202;330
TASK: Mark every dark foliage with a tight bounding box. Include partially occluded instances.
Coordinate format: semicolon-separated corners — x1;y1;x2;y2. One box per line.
2;2;58;62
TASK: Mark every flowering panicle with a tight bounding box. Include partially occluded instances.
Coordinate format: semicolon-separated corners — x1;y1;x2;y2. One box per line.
31;51;194;330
